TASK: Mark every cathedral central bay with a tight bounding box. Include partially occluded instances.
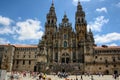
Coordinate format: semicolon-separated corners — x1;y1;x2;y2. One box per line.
37;1;94;73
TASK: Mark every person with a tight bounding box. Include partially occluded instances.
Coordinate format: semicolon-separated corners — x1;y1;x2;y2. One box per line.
91;75;94;80
80;75;83;80
38;74;43;80
10;74;14;80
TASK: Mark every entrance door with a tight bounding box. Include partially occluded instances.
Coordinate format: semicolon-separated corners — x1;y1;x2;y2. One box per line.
114;70;118;75
61;53;70;63
62;68;65;73
106;70;109;75
62;58;65;63
66;57;69;63
34;66;37;72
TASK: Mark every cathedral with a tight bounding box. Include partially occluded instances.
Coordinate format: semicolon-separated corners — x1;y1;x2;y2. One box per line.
0;1;120;75
37;1;94;74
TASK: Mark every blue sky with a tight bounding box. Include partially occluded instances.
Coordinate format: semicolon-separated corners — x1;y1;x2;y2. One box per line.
0;0;120;46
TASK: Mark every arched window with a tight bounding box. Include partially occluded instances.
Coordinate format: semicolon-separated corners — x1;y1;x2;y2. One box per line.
73;52;76;62
51;19;54;24
78;18;80;23
72;40;76;47
23;60;25;65
48;20;50;24
55;53;58;62
61;53;70;63
64;41;67;47
64;34;67;39
82;18;84;23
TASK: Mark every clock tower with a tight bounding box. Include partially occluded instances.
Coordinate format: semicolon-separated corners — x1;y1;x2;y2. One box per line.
75;1;87;41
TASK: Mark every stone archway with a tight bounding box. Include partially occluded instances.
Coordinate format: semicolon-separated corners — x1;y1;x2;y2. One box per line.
114;70;118;75
61;53;70;63
105;70;109;75
34;66;37;72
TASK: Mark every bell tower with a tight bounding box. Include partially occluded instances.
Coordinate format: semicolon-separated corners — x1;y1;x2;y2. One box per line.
45;1;57;35
75;1;87;41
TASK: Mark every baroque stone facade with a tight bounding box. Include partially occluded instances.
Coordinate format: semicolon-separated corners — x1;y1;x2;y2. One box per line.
0;1;120;75
37;1;94;74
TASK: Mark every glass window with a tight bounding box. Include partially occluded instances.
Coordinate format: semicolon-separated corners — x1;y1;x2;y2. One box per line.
51;19;54;24
72;40;76;47
78;18;80;23
82;18;84;23
73;52;76;62
55;53;58;62
64;41;67;47
23;55;25;58
64;34;67;39
17;60;19;65
113;57;116;62
29;60;31;65
106;65;108;67
62;58;65;63
95;56;97;59
23;60;25;65
99;67;101;70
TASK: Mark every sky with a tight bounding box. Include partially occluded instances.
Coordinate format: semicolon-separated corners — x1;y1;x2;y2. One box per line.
0;0;120;46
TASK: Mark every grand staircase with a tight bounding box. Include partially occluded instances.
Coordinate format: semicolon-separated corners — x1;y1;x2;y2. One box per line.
49;63;84;75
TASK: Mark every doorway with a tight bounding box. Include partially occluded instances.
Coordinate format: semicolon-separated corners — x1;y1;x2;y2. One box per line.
114;70;118;75
34;66;37;72
62;68;65;73
106;70;109;75
61;53;70;63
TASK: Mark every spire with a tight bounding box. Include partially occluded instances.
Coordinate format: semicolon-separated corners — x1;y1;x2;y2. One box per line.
45;0;57;31
77;0;82;11
52;0;54;7
62;12;69;23
89;28;91;32
52;0;54;4
47;0;56;16
89;28;93;34
78;0;80;5
50;0;55;10
63;11;67;18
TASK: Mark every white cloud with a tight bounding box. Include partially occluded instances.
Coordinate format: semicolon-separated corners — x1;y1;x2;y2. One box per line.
96;7;107;13
0;26;14;34
72;0;90;6
95;32;120;44
0;16;14;34
15;19;44;40
87;16;109;32
0;16;13;26
116;2;120;7
0;38;10;44
107;43;118;46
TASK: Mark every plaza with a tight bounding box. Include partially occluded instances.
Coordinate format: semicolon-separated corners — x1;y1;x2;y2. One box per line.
6;72;120;80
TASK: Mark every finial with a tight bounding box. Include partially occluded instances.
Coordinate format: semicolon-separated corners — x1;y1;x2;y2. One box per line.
64;11;66;15
78;0;80;5
51;0;54;7
89;28;92;32
64;11;67;18
52;0;54;4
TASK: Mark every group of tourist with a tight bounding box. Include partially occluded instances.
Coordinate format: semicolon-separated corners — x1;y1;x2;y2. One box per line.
57;72;68;78
8;71;120;80
8;71;51;80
